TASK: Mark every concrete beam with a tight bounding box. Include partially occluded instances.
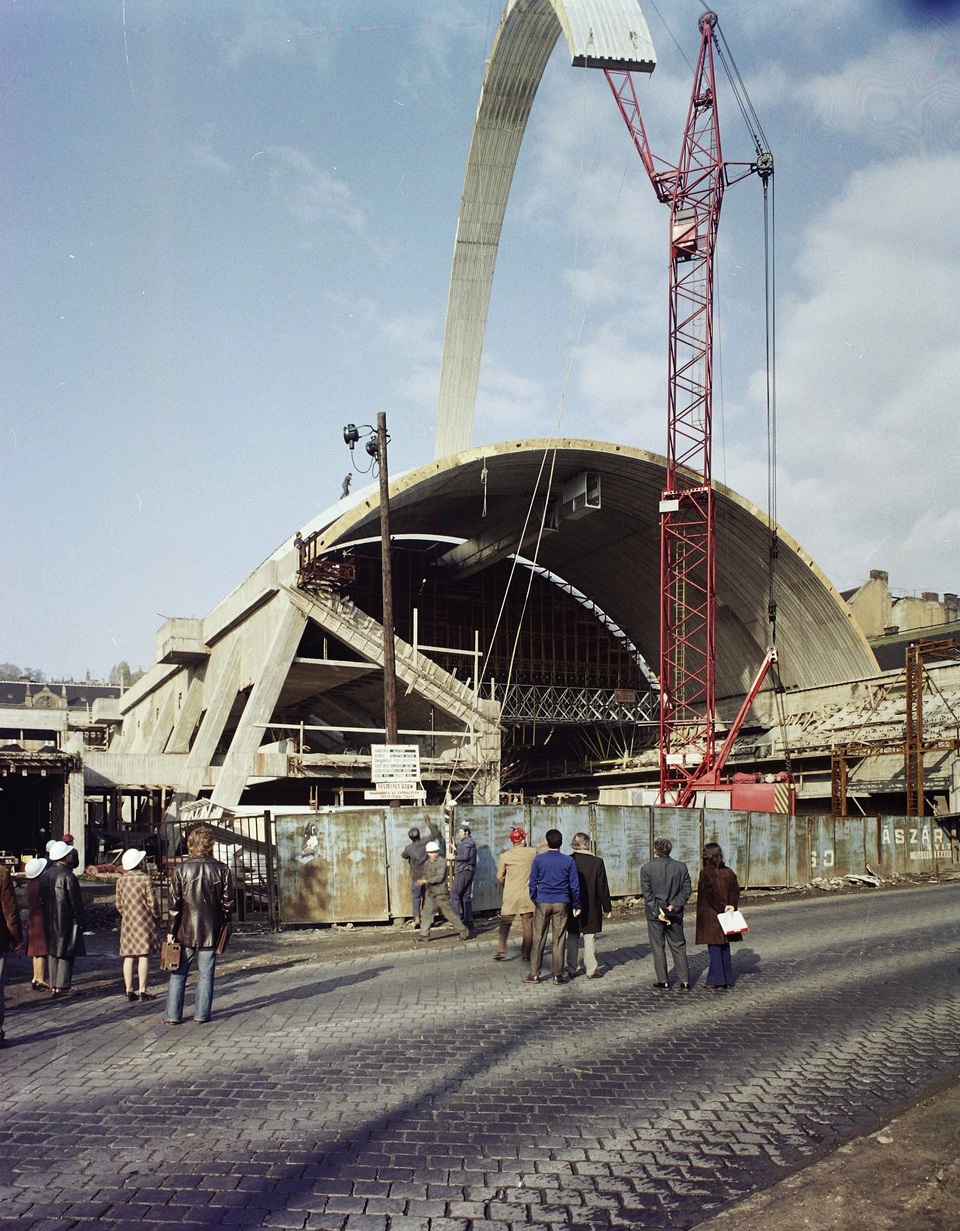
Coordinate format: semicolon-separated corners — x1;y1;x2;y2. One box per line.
210;598;308;809
437;498;554;579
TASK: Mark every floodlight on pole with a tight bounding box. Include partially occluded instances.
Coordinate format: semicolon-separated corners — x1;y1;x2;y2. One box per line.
342;416;399;746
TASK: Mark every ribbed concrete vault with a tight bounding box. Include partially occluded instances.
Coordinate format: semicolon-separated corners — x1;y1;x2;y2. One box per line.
309;439;878;705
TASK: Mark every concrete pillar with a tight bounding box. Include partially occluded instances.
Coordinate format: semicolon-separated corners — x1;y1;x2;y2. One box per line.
67;771;86;868
166;672;206;754
210;599;307;809
164;644;241;821
143;686;179;755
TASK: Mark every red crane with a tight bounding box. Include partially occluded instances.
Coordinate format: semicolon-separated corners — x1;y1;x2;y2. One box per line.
605;12;774;805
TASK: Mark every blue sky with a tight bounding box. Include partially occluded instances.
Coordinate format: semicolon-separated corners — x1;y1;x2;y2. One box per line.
3;0;959;680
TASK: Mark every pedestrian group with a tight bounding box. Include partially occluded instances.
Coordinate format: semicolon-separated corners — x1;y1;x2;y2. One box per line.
1;824;741;1047
406;822;742;990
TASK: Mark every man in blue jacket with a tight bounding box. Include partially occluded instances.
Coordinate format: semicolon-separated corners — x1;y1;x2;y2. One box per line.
451;822;477;935
526;829;580;984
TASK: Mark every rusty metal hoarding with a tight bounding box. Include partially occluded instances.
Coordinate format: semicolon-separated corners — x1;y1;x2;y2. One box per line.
743;811;789;887
268;805;958;926
591;806;651;897
275;810;389;924
876;816;952;877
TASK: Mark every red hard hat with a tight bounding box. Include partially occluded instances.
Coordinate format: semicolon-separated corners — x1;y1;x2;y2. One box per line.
510;827;526;843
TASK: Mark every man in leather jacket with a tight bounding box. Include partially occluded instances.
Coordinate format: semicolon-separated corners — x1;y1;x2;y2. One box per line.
163;824;234;1025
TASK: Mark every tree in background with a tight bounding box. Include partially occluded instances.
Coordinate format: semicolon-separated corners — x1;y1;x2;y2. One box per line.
0;663;47;682
108;661;145;688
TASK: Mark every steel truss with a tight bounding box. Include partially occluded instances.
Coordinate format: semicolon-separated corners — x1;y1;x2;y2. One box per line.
497;683;658;726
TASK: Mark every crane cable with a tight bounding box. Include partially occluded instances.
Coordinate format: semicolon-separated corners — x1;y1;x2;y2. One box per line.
762;169;794;778
713;18;794;777
443;69;641;806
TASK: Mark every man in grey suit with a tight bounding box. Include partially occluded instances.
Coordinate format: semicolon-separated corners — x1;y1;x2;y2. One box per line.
640;837;692;991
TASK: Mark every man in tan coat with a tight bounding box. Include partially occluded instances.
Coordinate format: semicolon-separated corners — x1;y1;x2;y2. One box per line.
494;826;537;962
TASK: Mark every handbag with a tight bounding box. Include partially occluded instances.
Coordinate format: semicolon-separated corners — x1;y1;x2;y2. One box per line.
160;940;182;971
717;909;748;935
215;922;231;955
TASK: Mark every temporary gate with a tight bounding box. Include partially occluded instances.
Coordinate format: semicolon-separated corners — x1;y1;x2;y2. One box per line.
164;812;277;928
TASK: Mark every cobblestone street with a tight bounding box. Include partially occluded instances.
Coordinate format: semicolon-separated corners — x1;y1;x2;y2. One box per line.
2;883;959;1230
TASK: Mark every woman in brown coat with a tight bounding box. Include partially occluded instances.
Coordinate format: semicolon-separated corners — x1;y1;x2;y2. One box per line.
24;857;49;989
695;842;741;990
116;848;161;1002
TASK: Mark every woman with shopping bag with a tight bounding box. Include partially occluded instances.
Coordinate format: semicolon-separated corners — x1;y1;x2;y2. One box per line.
695;842;742;990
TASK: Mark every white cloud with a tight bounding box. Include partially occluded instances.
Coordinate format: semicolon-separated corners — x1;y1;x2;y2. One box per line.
382;312;443;406
748;152;960;592
188;124;236;178
797;26;960;156
734;0;869;47
216;4;302;67
406;1;491;95
568;322;664;445
474;362;551;443
265;145;367;233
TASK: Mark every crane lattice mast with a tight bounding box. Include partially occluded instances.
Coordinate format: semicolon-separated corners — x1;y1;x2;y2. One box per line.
605;11;772;805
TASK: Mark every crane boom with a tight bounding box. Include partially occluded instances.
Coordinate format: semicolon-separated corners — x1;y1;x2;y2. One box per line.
605;11;772;805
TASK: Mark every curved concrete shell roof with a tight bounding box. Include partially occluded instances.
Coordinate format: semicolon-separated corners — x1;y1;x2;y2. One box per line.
434;0;656;459
308;439;878;703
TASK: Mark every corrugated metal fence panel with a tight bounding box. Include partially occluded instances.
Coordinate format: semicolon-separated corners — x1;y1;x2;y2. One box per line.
527;805;577;844
788;815;812;885
803;815;882;879
385;806;447;921
456;806;521;914
662;807;704;879
835;817;868;877
593;805;651;897
274;810;389;924
269;806;959;925
744;811;789;887
807;815;835;879
702;810;750;886
876;816;950;877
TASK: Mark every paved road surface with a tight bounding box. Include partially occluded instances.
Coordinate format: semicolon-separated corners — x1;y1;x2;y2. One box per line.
2;883;959;1230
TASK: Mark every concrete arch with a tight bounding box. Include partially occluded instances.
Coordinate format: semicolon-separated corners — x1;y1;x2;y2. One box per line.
312;439;878;702
433;0;656;460
107;440;880;817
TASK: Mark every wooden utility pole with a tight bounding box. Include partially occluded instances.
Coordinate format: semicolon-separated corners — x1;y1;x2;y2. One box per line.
376;412;398;745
